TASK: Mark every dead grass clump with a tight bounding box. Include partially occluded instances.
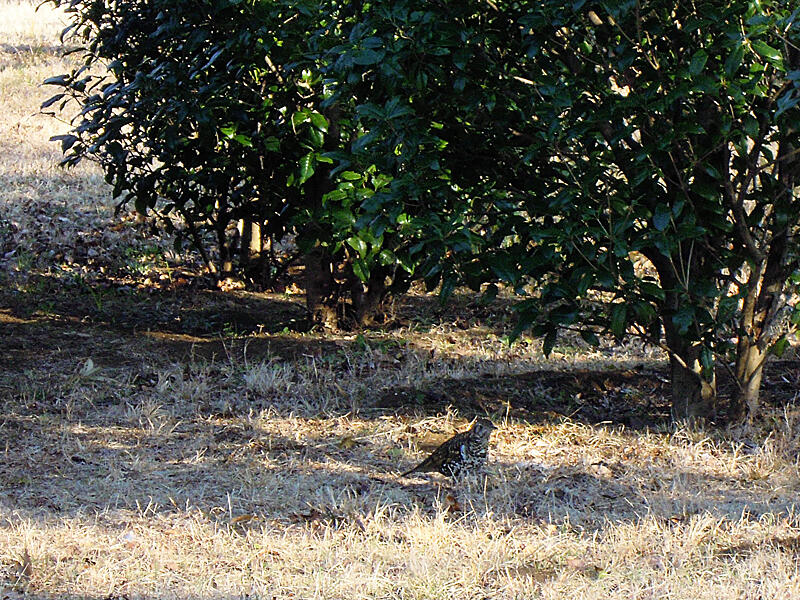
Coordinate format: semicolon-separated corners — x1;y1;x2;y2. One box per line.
5;355;800;598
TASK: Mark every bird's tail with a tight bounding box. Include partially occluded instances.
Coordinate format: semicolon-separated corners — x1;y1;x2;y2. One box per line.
399;466;417;477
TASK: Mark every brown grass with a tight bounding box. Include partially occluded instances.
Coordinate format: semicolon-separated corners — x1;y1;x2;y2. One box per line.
3;3;800;598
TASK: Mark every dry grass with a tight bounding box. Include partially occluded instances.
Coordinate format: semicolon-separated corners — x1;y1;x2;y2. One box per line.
3;3;800;599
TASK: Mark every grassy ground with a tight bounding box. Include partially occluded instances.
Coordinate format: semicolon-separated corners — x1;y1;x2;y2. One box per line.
3;2;800;598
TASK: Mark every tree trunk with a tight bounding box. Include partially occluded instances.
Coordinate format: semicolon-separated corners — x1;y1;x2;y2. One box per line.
727;235;790;422
350;266;390;327
727;127;797;421
238;218;262;267
301;104;342;328
668;353;716;423
218;224;234;275
728;338;767;422
663;317;717;422
304;246;338;329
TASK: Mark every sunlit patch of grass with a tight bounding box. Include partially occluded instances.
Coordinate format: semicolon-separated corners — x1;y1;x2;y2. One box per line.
3;329;800;599
0;1;67;47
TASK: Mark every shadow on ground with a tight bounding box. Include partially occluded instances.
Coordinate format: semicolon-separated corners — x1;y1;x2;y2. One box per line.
3;267;800;543
3;270;800;430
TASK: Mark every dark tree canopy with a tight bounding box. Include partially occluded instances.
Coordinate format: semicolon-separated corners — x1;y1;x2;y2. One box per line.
505;0;800;421
326;0;800;421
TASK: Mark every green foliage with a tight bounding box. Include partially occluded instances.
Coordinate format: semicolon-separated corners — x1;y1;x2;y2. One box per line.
328;0;800;416
500;0;800;360
45;0;800;414
322;1;533;296
43;0;431;325
44;0;337;282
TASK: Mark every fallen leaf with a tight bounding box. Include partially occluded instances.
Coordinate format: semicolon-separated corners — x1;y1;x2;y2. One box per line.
231;514;257;525
445;494;462;513
565;557;588;571
565;556;604;578
588;461;614;478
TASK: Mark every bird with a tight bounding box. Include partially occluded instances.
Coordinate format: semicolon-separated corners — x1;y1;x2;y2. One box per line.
400;418;496;478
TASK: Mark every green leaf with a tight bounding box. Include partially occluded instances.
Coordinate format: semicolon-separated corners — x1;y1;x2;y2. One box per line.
700;347;714;374
292;110;310;128
580;330;600;346
310;112;328;132
264;136;280;152
298;153;315;185
653;204;671;231
41;93;65;109
632;300;657;324
488;253;517;283
50;134;78;153
743;115;759;139
352;259;369;282
352;48;385;65
639;282;666;302
771;336;789;357
43;75;69;86
725;43;746;76
776;92;800;117
703;164;722;179
378;249;397;265
751;40;783;67
347;236;368;258
308;127;324;148
576;272;593;296
688;50;708;76
542;330;557;357
610;303;627;338
199;47;225;71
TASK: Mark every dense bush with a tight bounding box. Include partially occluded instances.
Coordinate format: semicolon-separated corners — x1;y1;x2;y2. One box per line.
322;2;532;299
47;0;800;421
506;0;800;421
325;0;800;421
44;0;413;327
46;0;304;279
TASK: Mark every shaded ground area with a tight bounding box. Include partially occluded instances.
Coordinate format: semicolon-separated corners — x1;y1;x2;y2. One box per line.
378;362;800;428
3;271;800;431
1;274;663;428
4;205;800;600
